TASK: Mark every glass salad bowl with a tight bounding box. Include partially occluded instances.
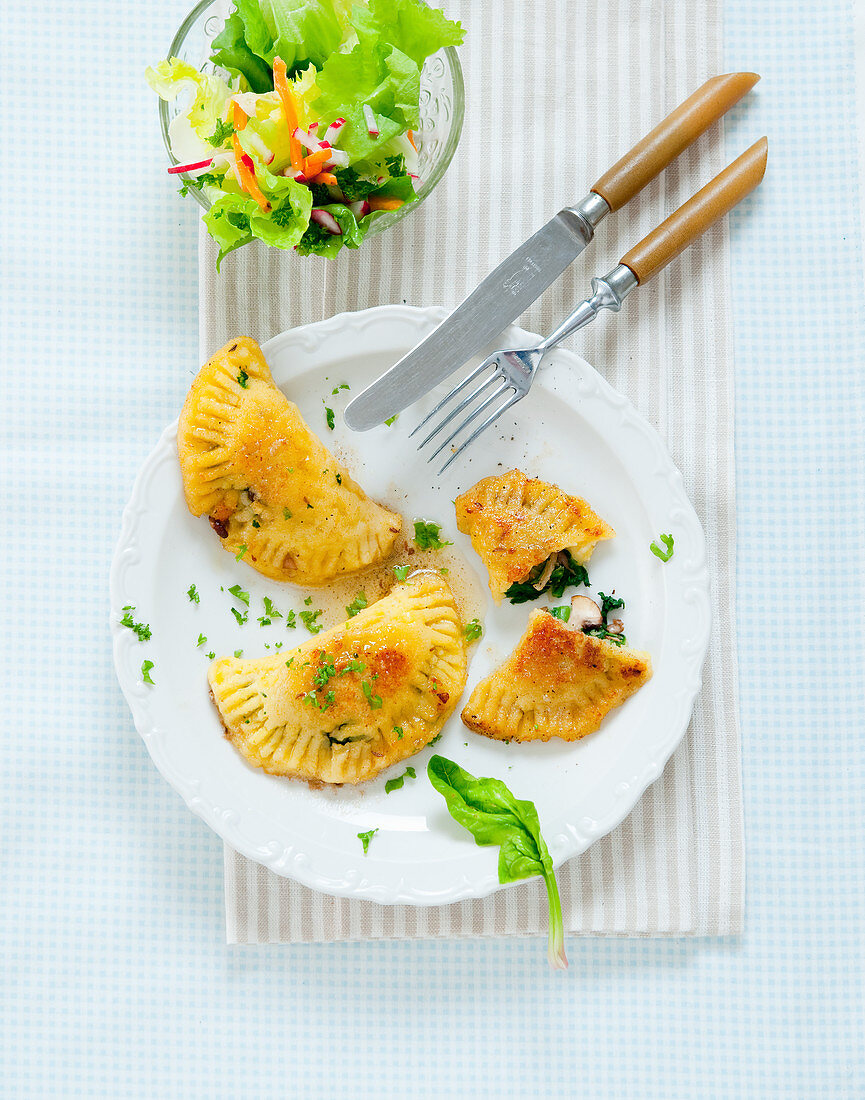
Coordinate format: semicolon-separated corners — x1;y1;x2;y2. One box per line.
158;0;465;239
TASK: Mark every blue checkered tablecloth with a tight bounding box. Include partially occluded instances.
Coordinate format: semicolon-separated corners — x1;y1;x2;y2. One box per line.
1;1;863;1096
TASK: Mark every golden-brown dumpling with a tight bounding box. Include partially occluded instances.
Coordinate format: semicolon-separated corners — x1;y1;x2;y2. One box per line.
178;337;401;585
455;469;614;602
461;609;651;743
209;571;467;785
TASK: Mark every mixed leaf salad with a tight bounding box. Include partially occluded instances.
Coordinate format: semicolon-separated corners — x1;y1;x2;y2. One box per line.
147;0;464;265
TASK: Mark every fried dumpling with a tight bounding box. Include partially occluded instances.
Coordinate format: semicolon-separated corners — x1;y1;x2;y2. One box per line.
209;572;467;785
178;337;402;585
455;469;614;602
461;609;651;743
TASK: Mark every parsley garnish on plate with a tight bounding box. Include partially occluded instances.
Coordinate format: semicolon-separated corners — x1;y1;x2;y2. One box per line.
324;406;335;430
413;520;453;551
299;607;323;634
230;607;248;627
650;533;675;562
331;383;349;395
234;649;244;658
235;544;248;561
227;584;249;606
141;660;155;685
186;584;200;604
385;766;416;793
464;618;483;641
346;592;367;617
206;651;215;660
120;606;151;642
384;415;398;427
357;828;378;855
196;633;207;647
393;565;410;582
286;609;297;629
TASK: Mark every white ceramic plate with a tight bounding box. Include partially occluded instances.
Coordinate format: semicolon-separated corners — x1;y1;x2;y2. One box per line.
111;305;710;905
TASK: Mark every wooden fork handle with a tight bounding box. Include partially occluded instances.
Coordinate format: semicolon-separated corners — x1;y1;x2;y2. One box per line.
619;137;768;284
591;72;760;212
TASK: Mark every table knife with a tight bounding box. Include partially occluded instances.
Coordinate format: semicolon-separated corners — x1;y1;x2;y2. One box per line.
344;71;759;430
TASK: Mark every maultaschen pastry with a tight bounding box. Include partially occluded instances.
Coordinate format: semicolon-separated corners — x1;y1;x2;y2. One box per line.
209;572;467;785
455;469;614;603
178;337;401;585
461;609;651;743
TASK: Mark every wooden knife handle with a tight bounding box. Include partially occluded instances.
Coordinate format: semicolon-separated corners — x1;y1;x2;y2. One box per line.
619;137;768;284
591;72;760;212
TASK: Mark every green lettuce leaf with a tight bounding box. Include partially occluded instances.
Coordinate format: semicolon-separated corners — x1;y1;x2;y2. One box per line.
354;0;464;65
296;202;366;258
259;0;345;71
314;39;420;129
203;168;313;267
203;193;257;269
145;58;237;145
210;11;274;92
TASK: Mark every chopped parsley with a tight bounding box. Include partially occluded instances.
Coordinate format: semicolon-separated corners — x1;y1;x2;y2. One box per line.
393;565;410;582
548;605;571;622
237;369;249;388
384;415;398;427
304;596;312;605
206;118;235;146
258;596;282;626
333;166;378;201
119;606;151;642
331;383;350;395
235;544;248;561
312;655;338;689
299;607;323;634
650;533;675;562
251;518;260;528
384;153;406;177
428;733;443;747
141;660;155;685
196;633;207;647
413;520;452;551
228;584;249;606
286;610;297;629
234;649;244;658
230;607;248;626
346;592;367;617
439;567;449;575
285;657;295;668
324;406;335;430
283;508;292;520
385;766;416;794
464;618;483;642
361;681;383;709
335;473;342;485
206;651;215;660
186;584;200;604
393;726;404;740
505;551;590;604
357;828;378;855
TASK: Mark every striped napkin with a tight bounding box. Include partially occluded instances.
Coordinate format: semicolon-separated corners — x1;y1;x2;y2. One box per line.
200;0;744;941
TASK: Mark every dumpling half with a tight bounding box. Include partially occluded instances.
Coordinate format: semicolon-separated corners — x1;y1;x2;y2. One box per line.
461;609;651;743
178;337;402;585
209;571;467;785
455;469;614;602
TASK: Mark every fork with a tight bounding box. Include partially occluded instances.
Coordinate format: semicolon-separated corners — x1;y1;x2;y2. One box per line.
413;137;767;474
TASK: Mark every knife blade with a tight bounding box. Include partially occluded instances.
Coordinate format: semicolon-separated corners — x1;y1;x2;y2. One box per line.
344;71;760;431
343;202;604;431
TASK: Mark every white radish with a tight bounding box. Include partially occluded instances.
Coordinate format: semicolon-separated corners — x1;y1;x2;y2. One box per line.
310;208;342;235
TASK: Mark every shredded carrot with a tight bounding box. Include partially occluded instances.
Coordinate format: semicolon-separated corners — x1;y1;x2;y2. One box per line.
309;172;339;186
272;56;304;172
229;100;271;212
407;130;417;151
302;149;332;178
368;196;405;212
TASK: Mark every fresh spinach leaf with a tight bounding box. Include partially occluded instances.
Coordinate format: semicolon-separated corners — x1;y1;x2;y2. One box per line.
428;755;567;969
505;550;590;604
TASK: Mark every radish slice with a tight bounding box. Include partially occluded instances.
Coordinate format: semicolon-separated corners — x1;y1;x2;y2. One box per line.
347;200;371;217
168;157;214;176
242;131;275;165
308;121;319;132
310;208;342;235
293;126;323;153
323;148;349;168
323;117;346;145
363;104;379;137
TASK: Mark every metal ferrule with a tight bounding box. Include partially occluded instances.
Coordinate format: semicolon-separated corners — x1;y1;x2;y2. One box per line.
539;264;638;351
566;191;611;238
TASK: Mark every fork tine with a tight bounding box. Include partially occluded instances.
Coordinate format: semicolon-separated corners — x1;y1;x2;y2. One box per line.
438;391;522;474
408;359;492;440
427;381;513;463
415;370;502;449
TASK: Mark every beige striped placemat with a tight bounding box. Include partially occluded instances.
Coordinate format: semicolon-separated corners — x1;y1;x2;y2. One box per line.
200;0;744;941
